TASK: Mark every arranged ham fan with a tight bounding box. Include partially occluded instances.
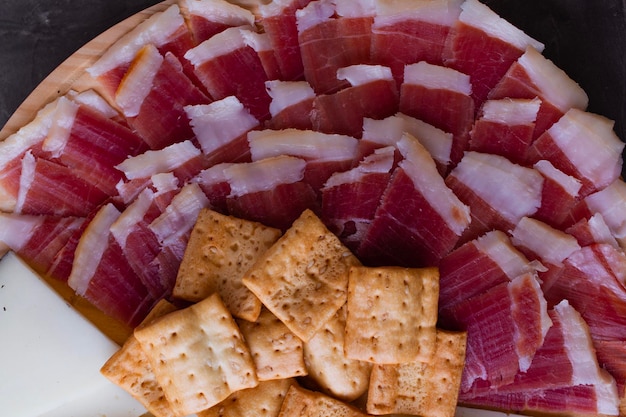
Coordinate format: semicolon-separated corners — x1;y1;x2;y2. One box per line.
2;0;626;416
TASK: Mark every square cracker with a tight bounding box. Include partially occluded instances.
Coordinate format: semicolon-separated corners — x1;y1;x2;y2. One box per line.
134;293;258;416
344;266;439;364
173;208;282;321
242;209;360;341
237;307;307;381
366;329;467;417
198;378;296;417
100;299;178;417
302;304;372;402
278;385;368;417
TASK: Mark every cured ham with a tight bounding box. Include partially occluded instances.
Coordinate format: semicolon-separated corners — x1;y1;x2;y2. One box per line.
442;0;544;107
115;45;210;149
399;61;474;165
185;26;273;121
358;134;471;267
371;0;463;84
566;213;621;249
265;80;316;130
191;162;234;214
179;0;255;43
445;152;544;244
489;46;589;139
296;0;374;94
526;109;624;197
311;64;398;138
468;98;540;165
532;159;582;229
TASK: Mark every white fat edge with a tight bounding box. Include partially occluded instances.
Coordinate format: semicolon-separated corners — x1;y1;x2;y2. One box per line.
186;96;259;155
585;213;620;249
518;47;589;113
584;179;626;247
336;64;393;86
322;146;395;189
373;0;463;28
258;0;292;18
42;96;79;157
184;25;254;66
555;300;620;416
248;128;358;162
149;183;209;244
475;230;546;278
180;0;255;27
110;187;155;247
192;162;234;185
14;151;37;214
459;0;544;53
116;140;201;180
151;172;180;194
87;4;185;77
533;160;582;198
397;133;470;236
479;98;541;125
510;217;580;267
66;89;119;119
68;203;121;295
240;29;273;53
404;61;472;95
266;80;316;116
0;213;44;251
335;0;375;17
296;0;336;33
115;44;163;118
507;272;552;372
225;155;306;197
548;109;624;189
451;152;544;224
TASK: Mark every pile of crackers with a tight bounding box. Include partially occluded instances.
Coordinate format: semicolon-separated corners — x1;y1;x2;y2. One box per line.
101;209;467;417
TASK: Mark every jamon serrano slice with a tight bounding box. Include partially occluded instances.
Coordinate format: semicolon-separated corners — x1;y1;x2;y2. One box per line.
115;45;209;149
371;0;463;84
566;213;620;249
532;159;582;229
442;0;544;107
185;26;273;121
445;151;544;244
527;108;624;198
265;80;316;130
296;0;374;94
489;46;589;140
87;4;196;98
399;61;474;165
191;162;234;214
311;64;399;138
358;134;470;267
179;0;255;43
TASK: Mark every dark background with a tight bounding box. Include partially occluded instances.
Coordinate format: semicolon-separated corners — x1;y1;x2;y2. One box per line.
1;0;625;151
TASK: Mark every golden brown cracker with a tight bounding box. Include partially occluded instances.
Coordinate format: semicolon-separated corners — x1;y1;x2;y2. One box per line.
344;266;439;364
242;209;360;341
173;208;281;321
277;385;369;417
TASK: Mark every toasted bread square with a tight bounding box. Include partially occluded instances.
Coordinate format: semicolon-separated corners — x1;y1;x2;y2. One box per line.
134;293;258;416
173;208;281;321
100;300;178;417
242;209;360;341
278;385;368;417
344;266;439;364
237;308;307;381
366;329;467;417
198;378;296;417
303;304;372;402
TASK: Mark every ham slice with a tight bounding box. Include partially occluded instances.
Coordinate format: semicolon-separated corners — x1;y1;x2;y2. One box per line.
311;64;399;138
191;162;234;214
179;0;255;43
532;159;582;229
265;80;316;130
371;0;463;84
566;213;620;249
526;109;624;197
399;61;474;165
358;134;470;267
489;46;589;139
442;0;544;107
446;152;544;244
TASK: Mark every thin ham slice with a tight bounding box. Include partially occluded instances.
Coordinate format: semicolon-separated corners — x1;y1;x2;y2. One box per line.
358;134;470;267
311;64;399;138
566;213;620;249
265;80;316;130
442;0;544;107
526;108;624;197
445;151;544;244
179;0;255;43
399;61;474;165
191;162;234;214
532;159;582;229
371;0;463;84
489;46;589;139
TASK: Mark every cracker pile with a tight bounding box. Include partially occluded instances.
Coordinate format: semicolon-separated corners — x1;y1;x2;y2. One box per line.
101;208;467;417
